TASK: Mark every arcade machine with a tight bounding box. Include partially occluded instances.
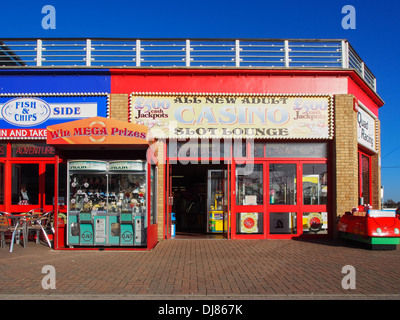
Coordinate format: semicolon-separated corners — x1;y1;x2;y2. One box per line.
67;160;148;248
207;170;225;233
337;205;400;250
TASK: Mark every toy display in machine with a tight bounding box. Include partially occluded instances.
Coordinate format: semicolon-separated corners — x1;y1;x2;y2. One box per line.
67;160;147;247
207;170;225;233
337;205;400;250
209;193;224;233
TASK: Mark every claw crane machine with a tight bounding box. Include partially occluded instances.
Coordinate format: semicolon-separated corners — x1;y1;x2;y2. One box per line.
67;160;148;247
46;116;158;250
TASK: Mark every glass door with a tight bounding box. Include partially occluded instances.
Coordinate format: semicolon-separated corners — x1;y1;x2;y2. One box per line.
232;159;328;239
301;162;328;235
267;162;299;238
233;161;264;237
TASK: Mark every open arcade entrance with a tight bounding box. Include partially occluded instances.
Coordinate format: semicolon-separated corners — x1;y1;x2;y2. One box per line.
170;164;228;239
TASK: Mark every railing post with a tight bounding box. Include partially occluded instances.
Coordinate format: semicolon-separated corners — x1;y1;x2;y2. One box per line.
361;61;365;79
284;40;290;67
136;40;141;67
235;40;241;67
341;40;349;68
36;39;43;66
85;39;92;66
185;39;192;67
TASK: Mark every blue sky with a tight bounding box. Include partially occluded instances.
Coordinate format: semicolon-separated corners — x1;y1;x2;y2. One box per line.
1;0;400;201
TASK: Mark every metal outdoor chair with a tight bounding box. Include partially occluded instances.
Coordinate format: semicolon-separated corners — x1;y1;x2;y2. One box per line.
0;213;13;248
25;209;53;248
0;211;27;252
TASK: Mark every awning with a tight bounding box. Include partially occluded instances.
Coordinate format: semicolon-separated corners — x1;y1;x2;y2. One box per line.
46;116;150;146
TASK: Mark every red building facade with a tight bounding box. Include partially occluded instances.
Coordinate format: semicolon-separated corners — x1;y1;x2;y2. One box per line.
0;39;383;249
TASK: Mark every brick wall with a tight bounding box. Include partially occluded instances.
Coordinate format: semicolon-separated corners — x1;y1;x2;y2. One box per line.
333;95;359;228
109;94;129;120
371;119;381;209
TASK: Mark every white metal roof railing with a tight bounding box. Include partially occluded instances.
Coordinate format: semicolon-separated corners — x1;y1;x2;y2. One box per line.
0;38;376;91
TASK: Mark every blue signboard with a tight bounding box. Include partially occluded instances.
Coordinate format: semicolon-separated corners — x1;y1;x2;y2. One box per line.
0;69;111;138
0;69;110;94
0;95;108;129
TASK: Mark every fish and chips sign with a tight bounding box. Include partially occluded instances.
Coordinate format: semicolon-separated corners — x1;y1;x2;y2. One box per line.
130;93;334;139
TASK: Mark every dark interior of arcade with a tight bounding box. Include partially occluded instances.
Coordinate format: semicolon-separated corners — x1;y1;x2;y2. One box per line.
171;164;226;238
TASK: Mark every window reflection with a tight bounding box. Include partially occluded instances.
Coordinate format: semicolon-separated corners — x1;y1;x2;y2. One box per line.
269;164;296;205
12;163;39;205
302;164;327;205
236;164;263;205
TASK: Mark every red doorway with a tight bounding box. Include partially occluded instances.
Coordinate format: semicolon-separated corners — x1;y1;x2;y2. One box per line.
166;162;231;239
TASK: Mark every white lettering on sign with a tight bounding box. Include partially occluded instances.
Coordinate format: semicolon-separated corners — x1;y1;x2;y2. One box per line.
0;129;47;138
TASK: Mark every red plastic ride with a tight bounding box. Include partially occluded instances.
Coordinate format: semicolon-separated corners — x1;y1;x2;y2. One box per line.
337;205;400;250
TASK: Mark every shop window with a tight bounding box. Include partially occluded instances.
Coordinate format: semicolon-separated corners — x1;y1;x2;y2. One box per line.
269;212;297;234
169;140;246;162
0;144;6;158
269;164;297;205
12;164;39;205
253;143;265;158
266;143;327;158
236;163;263;205
302;164;328;205
302;212;328;234
236;212;263;234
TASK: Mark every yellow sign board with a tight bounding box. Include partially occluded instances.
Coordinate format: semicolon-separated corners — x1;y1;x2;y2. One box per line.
130;93;333;140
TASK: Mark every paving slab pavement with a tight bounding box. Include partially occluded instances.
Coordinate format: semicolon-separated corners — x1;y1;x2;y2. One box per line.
1;238;400;300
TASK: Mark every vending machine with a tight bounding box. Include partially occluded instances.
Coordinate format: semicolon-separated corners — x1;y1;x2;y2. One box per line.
67;160;148;248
